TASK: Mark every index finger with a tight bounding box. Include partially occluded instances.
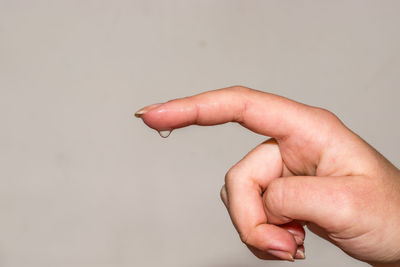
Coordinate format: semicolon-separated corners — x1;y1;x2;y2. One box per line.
135;86;315;139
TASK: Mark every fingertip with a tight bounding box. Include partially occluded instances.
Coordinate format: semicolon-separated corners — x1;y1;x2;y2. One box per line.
134;103;164;119
282;221;306;245
266;249;294;262
295;245;306;260
245;224;298;258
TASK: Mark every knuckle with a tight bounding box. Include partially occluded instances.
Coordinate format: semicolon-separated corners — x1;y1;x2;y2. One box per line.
227;85;251;94
238;230;250;245
224;165;241;184
307;107;344;142
314;107;341;124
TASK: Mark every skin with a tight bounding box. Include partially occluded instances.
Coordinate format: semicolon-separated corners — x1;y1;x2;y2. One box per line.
135;86;400;266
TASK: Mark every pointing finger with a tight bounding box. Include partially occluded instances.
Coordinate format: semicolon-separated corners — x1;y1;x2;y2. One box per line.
135;86;318;140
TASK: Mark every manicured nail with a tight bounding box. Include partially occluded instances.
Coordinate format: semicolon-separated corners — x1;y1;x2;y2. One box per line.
267;249;294;262
134;103;163;118
295;248;305;259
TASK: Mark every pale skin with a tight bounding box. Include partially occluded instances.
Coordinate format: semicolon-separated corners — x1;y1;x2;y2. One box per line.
135;86;400;266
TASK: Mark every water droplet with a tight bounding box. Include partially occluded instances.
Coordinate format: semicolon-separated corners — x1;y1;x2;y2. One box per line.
158;130;172;138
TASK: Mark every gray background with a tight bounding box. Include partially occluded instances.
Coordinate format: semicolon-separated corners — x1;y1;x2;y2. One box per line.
1;1;399;266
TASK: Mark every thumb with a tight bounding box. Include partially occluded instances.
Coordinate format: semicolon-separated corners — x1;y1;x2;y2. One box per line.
263;175;364;234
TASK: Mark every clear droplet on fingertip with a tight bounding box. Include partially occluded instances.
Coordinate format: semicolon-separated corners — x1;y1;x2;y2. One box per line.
158;130;172;138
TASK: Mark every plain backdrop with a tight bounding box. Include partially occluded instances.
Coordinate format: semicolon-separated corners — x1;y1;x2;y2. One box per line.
1;1;399;267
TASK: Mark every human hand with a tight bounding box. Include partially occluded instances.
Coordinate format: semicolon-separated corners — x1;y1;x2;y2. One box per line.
135;86;400;266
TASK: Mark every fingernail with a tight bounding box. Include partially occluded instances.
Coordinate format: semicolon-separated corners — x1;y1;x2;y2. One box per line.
287;229;304;245
295;248;305;259
267;249;294;262
134;103;163;118
294;235;304;245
